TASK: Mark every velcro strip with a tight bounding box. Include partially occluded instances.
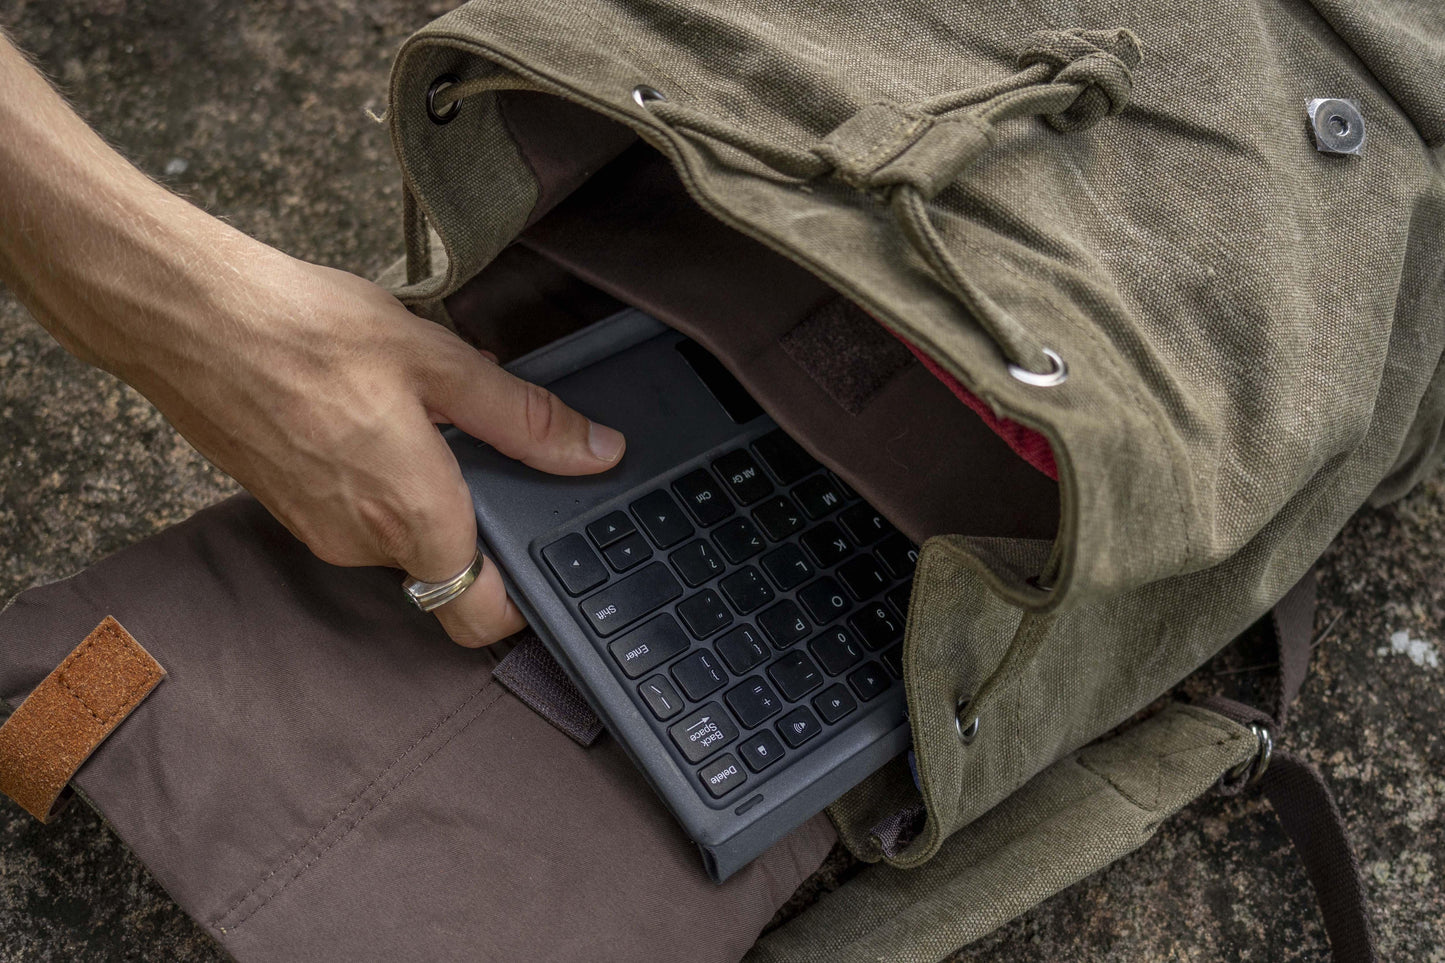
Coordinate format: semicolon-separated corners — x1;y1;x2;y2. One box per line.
493;635;604;747
0;616;165;821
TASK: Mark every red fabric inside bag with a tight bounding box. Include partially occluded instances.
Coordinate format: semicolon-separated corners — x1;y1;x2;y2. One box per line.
897;338;1059;481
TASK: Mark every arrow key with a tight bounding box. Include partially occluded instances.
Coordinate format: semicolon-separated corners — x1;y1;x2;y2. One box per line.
541;533;609;596
602;532;652;572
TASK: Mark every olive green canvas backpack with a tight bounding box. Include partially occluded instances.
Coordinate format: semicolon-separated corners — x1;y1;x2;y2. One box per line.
376;1;1441;959
2;1;1440;961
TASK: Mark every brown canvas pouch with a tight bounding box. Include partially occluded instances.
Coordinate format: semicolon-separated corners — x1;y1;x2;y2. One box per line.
0;495;836;963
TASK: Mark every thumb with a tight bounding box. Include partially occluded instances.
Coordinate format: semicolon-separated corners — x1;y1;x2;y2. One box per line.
425;344;625;476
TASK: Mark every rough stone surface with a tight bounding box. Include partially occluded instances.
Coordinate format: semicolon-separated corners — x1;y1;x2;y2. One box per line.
1;2;1441;961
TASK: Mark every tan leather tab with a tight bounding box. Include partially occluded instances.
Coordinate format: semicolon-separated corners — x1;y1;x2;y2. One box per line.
0;616;165;821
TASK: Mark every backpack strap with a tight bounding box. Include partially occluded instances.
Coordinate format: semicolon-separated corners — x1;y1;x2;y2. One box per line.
1200;571;1378;963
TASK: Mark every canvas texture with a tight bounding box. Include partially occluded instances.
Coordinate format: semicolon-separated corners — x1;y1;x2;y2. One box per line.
378;0;1444;954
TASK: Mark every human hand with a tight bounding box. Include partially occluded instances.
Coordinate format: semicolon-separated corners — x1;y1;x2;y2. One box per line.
132;237;625;646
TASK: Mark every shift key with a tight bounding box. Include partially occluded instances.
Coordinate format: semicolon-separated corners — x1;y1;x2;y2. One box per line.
580;562;682;636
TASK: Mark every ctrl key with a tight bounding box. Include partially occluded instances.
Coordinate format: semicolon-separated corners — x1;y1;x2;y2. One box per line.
698;753;748;798
669;703;739;764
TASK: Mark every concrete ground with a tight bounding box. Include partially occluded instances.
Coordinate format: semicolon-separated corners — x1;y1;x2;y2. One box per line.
1;2;1441;960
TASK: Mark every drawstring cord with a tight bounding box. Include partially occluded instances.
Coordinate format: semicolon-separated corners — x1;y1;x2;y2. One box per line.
419;28;1140;375
644;28;1141;375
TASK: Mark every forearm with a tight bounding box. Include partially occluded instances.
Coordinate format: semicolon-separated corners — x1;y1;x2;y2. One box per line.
0;32;254;383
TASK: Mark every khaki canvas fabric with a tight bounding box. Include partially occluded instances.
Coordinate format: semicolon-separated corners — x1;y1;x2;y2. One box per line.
377;0;1443;953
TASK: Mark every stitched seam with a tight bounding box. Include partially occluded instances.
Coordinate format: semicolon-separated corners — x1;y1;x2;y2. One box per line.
222;683;506;932
55;666;160;728
212;679;500;929
41;626;160;727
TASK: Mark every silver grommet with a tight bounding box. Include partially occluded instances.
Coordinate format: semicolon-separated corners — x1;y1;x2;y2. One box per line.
426;74;462;125
632;85;667;108
1007;348;1068;387
1225;722;1274;788
1306;98;1365;156
954;697;979;745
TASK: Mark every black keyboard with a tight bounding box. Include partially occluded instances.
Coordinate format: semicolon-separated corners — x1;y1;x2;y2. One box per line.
540;427;916;804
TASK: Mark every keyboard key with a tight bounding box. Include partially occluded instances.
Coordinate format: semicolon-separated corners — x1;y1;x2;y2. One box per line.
848;661;891;701
672;468;733;526
607;614;690;678
887;581;912;619
849;601;902;650
768;650;824;700
810;627;865;676
631;490;694;548
638;674;685;720
881;643;904;678
813;684;857;724
751;494;805;541
757;600;810;649
542;534;609;596
586;511;636;548
836;555;889;600
669;704;738;763
580;562;681;636
876;533;920;579
725;676;783;728
777;706;822;747
712;450;773;505
677;589;734;638
719;566;774;614
715;625;770;674
602;532;652;572
752;429;818;485
713;517;766;564
793;475;846;519
838;503;893;546
738;730;785;772
759;544;813;591
698;753;747;798
798;576;852;624
671;539;725;587
829;471;858;501
800;521;852;568
672;649;729;700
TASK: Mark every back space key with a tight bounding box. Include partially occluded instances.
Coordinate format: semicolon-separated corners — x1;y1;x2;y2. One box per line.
580;562;682;636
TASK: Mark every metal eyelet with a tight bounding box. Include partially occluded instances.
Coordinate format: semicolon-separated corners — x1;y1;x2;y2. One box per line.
1007;348;1068;387
954;697;979;745
632;85;667;108
1225;722;1274;788
426;74;462;125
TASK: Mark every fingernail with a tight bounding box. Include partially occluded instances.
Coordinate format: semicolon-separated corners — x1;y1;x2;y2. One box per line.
588;421;625;463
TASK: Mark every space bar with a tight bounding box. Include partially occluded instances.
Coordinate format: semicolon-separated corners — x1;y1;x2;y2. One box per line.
579;562;682;636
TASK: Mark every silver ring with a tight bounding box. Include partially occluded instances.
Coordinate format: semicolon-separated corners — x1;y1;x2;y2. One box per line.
402;547;484;612
1007;348;1068;387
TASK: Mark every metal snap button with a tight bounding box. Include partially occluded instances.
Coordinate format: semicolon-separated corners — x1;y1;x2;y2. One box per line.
1306;98;1365;156
426;74;462;125
1007;347;1068;387
632;85;667;108
954;696;979;744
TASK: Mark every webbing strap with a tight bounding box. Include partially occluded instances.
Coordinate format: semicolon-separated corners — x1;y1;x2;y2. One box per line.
1202;569;1378;963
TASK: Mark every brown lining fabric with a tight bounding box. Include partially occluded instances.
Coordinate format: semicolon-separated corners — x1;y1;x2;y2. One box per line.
0;616;164;821
445;119;1061;544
